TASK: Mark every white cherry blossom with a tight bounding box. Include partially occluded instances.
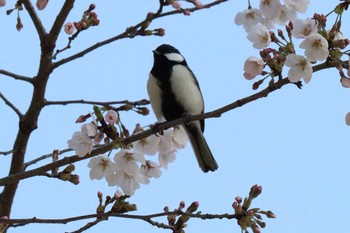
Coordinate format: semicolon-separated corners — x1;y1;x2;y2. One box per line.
234;8;264;32
113;169;149;196
67;131;94;157
300;34;329;61
88;154;116;180
243;56;264;80
259;0;282;20
247;24;271;49
114;149;146;175
291;19;317;39
141;160;161;178
132;134;160;155
274;5;297;26
284;0;310;13
285;54;313;83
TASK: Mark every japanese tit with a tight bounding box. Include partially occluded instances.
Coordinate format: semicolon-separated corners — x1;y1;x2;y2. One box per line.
147;44;218;172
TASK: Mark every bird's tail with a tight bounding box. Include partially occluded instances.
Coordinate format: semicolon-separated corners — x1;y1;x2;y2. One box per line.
184;122;218;172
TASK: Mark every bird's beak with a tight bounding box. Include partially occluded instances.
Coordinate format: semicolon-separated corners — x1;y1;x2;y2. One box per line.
153;50;160;55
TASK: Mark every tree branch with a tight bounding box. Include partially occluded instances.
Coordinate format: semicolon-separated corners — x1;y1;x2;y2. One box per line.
0;69;33;83
43;99;150;107
0;92;23;118
47;0;75;50
1;211;236;228
0;75;296;186
23;148;73;169
0;53;339;186
20;0;47;40
51;0;228;69
0;57;338;186
0;150;14;156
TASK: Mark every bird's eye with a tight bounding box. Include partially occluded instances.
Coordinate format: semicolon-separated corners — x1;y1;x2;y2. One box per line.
164;53;184;62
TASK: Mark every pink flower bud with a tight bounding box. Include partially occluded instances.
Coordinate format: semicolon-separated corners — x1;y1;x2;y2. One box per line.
64;22;75;35
172;1;181;9
0;0;6;7
105;110;119;124
36;0;48;10
345;112;350;126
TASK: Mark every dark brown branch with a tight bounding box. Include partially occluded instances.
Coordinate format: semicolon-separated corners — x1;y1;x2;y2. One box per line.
1;211;236;228
23;148;73;169
20;0;47;40
0;92;23;118
43;99;149;107
0;69;33;83
51;0;228;69
47;0;75;50
0;59;338;186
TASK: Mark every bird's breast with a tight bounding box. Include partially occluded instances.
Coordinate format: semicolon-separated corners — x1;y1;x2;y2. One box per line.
170;65;204;115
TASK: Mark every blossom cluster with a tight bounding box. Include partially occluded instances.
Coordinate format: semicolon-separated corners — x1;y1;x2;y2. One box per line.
67;109;188;196
236;0;350;124
64;4;100;35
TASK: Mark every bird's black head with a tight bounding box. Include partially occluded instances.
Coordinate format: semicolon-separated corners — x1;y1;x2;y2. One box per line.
153;44;186;64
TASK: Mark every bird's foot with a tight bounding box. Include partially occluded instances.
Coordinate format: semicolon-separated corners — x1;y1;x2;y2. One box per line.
151;122;164;136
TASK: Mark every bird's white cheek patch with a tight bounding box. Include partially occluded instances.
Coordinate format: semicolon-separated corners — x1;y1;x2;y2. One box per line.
164;53;184;62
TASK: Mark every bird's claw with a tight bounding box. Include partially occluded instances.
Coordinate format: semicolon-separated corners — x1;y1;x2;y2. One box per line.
151;122;164;136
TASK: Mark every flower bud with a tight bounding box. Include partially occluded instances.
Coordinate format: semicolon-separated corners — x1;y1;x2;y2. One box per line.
249;184;262;199
69;174;80;185
266;210;277;218
235;196;242;204
186;201;199;213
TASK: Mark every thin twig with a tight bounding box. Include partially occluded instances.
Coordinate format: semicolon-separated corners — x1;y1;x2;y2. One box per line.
43;99;149;107
0;92;23;118
23;148;73;169
0;69;33;83
0;150;14;156
1;211;236;227
20;0;47;40
52;0;228;69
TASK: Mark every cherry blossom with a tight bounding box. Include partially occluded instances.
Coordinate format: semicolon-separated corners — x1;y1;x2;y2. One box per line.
291;19;317;39
274;5;297;26
132;134;160;155
259;0;282;20
235;8;264;32
114;149;146;175
141;160;161;178
299;34;329;61
105;109;119;124
247;24;271;49
88;154;116;181
81;122;97;137
0;0;5;7
64;22;75;35
243;56;264;80
113;169;149;196
158;150;176;169
285;54;313;83
67;131;94;157
172;126;188;149
284;0;310;13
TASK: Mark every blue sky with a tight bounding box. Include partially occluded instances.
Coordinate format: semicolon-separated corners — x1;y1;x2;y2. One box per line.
1;1;350;233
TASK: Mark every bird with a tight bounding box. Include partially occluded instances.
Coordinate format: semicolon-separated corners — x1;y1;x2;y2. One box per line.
147;44;218;172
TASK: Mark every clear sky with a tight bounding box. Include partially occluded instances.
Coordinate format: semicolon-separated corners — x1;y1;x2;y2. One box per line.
1;1;350;233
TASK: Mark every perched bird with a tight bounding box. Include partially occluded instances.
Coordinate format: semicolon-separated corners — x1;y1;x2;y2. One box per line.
147;44;218;172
